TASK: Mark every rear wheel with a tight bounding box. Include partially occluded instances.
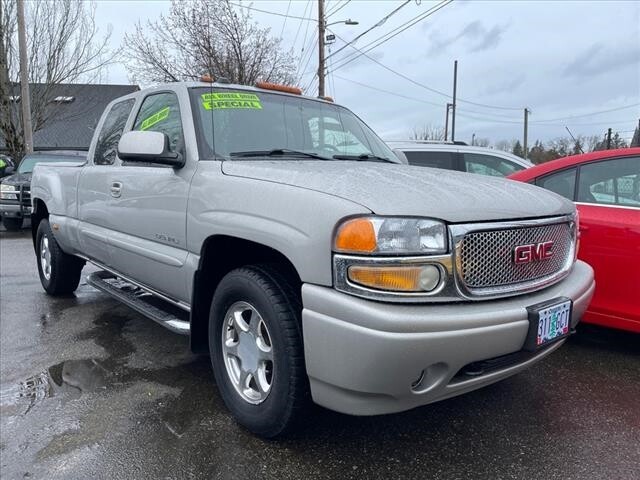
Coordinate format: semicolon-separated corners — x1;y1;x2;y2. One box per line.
2;216;23;231
209;265;308;437
36;219;85;295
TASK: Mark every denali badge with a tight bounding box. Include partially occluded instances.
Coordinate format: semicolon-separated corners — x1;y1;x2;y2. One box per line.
513;241;554;265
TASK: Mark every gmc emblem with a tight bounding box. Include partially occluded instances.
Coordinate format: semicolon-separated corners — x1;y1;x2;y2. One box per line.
513;241;554;265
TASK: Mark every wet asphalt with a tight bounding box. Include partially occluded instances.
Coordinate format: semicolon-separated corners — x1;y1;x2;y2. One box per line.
1;227;639;480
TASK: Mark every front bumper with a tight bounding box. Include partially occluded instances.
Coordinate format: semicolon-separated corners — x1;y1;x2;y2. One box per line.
0;202;30;217
302;260;595;416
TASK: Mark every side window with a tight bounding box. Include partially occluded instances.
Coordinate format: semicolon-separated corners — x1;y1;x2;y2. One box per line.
536;168;577;201
404;151;455;170
463;153;522;177
93;99;135;165
133;92;184;154
577;156;640;207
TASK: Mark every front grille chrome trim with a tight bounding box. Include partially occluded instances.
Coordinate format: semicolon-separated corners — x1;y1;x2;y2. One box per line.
450;215;576;299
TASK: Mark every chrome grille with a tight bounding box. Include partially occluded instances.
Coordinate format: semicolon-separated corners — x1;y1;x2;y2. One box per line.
458;221;573;292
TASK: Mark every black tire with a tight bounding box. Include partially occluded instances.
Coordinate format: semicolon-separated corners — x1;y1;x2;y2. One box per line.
36;219;85;295
209;265;308;438
2;216;23;231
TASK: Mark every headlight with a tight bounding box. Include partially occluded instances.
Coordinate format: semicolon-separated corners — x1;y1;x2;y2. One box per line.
334;216;447;255
0;184;17;200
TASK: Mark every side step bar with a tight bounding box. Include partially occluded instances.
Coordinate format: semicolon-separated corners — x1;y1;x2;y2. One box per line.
87;271;190;335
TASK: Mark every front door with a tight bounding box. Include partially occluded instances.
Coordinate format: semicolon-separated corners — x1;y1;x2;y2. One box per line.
107;91;194;303
576;155;640;331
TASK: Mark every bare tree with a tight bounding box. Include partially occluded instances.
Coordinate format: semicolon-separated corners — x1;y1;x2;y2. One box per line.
0;0;118;160
410;124;445;141
123;0;296;86
474;137;490;147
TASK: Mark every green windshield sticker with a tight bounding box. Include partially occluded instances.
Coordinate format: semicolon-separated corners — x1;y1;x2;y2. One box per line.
140;106;170;131
201;92;262;110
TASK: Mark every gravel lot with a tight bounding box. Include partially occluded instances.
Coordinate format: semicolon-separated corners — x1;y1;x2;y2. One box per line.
1;227;639;480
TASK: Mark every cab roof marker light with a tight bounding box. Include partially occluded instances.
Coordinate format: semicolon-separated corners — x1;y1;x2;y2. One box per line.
200;74;215;83
255;81;302;95
318;96;334;102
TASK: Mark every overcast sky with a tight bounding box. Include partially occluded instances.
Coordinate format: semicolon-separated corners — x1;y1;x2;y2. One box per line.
95;0;640;145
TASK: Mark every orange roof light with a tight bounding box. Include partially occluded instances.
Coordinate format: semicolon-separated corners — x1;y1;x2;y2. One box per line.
318;96;334;102
255;81;302;95
200;74;215;83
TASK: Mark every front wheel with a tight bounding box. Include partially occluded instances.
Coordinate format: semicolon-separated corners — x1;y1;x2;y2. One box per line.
36;219;85;295
209;265;308;437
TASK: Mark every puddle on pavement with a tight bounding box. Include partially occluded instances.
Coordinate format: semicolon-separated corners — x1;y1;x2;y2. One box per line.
1;359;117;414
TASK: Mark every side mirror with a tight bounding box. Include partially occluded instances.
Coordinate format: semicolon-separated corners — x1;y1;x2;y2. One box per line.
117;130;184;168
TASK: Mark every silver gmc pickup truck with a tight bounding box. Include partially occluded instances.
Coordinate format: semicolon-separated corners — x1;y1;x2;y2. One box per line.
30;80;595;437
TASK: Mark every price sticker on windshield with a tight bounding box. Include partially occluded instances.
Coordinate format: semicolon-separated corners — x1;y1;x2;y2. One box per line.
201;92;262;110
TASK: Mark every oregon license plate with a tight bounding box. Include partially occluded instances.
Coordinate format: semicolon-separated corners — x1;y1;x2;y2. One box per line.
524;297;572;351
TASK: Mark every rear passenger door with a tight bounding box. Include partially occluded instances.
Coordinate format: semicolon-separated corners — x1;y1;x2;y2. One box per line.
78;98;136;267
106;91;195;303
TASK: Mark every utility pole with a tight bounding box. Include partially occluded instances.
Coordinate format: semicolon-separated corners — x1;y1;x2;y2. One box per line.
606;127;612;149
317;0;325;97
523;108;529;160
16;0;33;154
451;60;457;142
444;103;452;141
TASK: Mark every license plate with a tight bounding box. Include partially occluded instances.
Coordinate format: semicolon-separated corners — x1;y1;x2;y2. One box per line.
524;297;572;351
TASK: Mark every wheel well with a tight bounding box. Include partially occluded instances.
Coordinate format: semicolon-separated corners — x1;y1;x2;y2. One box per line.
190;235;302;354
31;199;49;251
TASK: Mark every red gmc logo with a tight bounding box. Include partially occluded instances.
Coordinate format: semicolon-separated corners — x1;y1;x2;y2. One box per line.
513;241;554;265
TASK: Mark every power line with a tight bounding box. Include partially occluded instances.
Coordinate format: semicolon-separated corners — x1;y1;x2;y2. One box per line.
297;32;318;84
279;0;293;38
326;0;350;18
291;0;312;52
334;74;443;107
326;0;412;61
532;103;640;123
228;1;315;21
330;0;453;72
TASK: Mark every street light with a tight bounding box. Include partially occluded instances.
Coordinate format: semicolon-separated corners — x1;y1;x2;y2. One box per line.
318;12;359;96
327;19;358;27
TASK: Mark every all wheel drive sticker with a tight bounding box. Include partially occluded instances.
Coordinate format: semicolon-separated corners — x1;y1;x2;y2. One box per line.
201;92;262;110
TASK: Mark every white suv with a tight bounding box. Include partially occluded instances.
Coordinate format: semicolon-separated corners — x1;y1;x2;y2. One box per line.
388;141;533;177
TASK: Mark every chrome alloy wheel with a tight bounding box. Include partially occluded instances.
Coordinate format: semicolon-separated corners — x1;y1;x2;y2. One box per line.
40;235;52;281
222;301;274;404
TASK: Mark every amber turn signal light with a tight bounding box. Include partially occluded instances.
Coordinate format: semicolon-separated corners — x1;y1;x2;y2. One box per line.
334;218;377;253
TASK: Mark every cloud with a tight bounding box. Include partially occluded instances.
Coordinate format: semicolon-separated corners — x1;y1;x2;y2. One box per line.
426;21;509;56
563;43;640;78
481;74;527;96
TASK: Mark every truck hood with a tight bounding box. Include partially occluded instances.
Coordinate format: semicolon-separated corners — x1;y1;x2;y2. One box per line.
222;160;574;223
0;172;31;186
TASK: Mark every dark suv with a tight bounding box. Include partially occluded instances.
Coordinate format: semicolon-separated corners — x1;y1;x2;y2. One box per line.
0;150;86;231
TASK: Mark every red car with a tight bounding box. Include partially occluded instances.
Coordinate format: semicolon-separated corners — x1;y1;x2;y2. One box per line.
509;148;640;333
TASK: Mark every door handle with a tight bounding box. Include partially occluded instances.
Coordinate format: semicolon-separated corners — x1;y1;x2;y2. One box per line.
110;182;122;198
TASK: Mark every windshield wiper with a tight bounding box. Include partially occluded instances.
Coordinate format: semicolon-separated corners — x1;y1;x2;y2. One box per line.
332;154;392;163
230;149;331;160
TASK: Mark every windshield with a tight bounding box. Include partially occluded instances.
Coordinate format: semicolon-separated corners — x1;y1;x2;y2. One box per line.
190;87;396;161
18;154;80;174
